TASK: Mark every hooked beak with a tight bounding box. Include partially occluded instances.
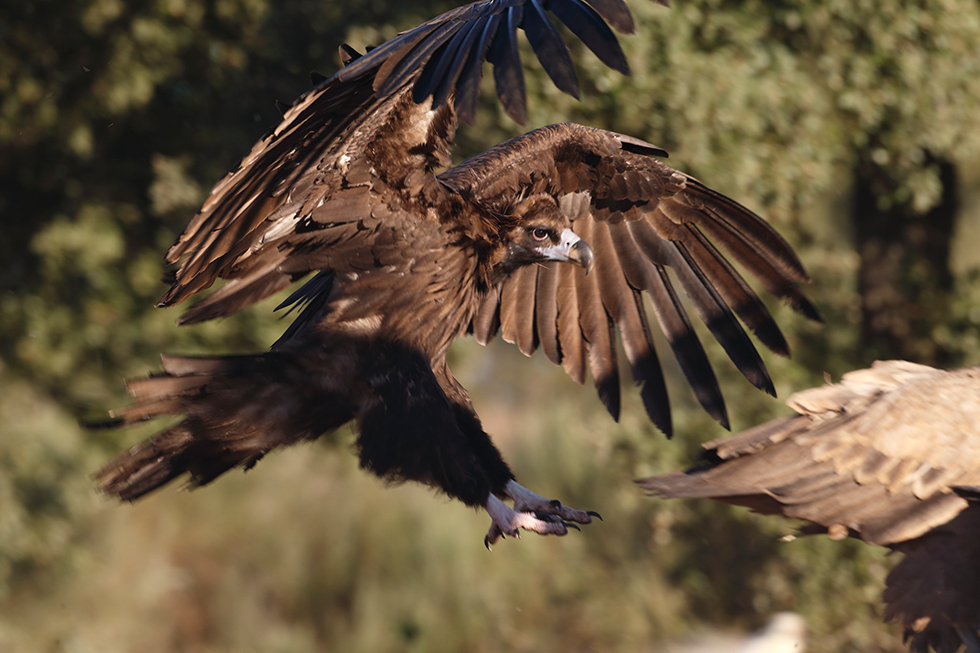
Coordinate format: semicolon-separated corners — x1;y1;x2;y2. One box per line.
536;228;594;274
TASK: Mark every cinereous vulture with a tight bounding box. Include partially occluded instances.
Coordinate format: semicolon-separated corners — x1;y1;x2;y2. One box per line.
95;0;819;547
642;361;980;653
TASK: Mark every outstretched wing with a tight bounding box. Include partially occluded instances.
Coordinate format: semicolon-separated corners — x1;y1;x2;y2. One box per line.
442;123;820;435
640;360;980;652
158;59;455;325
642;361;980;543
158;0;665;323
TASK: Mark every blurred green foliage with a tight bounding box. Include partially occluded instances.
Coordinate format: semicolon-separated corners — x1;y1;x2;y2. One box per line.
2;0;980;650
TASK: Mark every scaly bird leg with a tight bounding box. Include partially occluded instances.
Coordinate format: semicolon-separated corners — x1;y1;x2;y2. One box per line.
483;480;600;549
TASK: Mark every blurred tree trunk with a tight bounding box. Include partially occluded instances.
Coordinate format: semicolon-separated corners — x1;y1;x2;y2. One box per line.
852;153;959;366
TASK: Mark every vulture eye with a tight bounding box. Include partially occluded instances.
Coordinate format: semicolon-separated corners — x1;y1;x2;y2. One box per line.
529;227;550;242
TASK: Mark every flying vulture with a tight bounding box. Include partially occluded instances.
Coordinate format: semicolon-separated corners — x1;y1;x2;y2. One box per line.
641;361;980;653
95;0;819;547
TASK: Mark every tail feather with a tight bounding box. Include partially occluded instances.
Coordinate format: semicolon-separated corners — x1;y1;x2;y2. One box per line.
107;372;210;426
94;353;356;501
109;396;188;425
125;373;210;399
96;426;196;501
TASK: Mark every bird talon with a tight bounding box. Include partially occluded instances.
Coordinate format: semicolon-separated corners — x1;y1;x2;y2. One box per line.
483;482;600;546
587;510;603;521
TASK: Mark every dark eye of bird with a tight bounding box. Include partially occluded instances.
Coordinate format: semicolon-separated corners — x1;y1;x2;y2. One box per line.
530;227;550;242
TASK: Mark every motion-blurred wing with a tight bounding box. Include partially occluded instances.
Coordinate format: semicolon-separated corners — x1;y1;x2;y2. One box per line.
640;360;980;651
340;0;669;124
445;123;819;436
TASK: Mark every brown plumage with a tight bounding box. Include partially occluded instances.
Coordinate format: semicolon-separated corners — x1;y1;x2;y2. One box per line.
641;361;980;652
94;0;817;547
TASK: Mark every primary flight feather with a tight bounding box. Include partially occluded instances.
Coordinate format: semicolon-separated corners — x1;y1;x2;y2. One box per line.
95;0;818;547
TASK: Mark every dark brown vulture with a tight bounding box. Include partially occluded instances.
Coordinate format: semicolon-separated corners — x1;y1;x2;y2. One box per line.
641;361;980;653
95;0;819;548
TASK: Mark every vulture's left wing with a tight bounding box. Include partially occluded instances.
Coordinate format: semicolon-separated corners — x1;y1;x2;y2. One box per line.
442;123;820;435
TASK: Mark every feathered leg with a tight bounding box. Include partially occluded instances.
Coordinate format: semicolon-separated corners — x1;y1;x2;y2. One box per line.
356;345;598;547
354;344;513;505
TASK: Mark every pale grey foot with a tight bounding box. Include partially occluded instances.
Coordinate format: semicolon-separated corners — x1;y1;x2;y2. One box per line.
483;480;600;549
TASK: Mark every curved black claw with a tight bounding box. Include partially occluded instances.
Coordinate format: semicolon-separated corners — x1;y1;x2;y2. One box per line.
587;510;603;522
485;524;509;550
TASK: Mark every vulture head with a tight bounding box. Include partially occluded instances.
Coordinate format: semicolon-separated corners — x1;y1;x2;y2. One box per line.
493;193;594;280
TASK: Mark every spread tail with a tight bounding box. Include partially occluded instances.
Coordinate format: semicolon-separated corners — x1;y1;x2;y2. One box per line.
94;353;355;501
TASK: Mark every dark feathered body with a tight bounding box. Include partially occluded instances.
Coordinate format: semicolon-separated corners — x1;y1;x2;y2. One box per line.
99;97;587;508
641;361;980;653
96;0;818;544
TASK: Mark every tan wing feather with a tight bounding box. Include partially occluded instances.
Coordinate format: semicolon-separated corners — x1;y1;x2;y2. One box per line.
572;218;621;418
647;363;980;544
556;262;587;385
499;265;539;356
534;262;562;366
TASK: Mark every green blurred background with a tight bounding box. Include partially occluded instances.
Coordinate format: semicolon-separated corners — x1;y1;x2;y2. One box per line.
3;0;980;650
